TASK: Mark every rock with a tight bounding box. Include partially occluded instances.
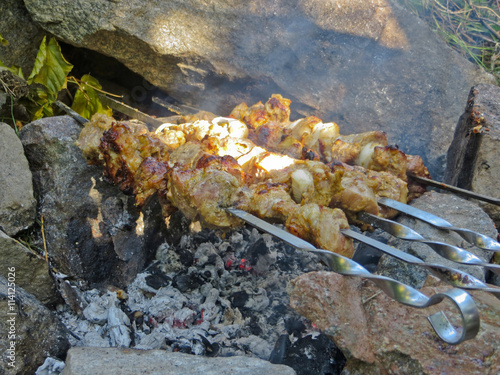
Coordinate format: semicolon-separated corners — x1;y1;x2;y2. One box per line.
19;0;496;178
0;229;59;305
19;116;167;288
62;347;297;375
376;191;497;288
0;275;69;375
35;357;66;375
289;271;500;374
0;0;46;76
445;83;500;227
0;122;36;236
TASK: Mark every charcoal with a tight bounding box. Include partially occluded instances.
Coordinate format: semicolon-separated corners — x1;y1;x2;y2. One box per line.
56;224;328;368
269;334;291;364
280;334;346;375
145;273;172;290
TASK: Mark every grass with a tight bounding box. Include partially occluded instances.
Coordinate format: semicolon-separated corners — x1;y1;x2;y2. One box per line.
398;0;500;80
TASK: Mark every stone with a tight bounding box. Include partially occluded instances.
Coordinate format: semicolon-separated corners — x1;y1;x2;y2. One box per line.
289;271;500;374
376;191;498;288
19;116;167;288
0;229;59;305
35;357;66;375
0;275;69;375
61;347;297;375
0;122;37;236
0;0;46;76
19;0;496;179
445;83;500;228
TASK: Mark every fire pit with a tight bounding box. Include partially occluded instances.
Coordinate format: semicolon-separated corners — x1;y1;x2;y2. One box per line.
21;94;500;374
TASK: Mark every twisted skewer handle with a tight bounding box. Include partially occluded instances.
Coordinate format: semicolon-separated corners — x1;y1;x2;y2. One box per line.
358;211;500;276
226;208;480;344
378;198;500;251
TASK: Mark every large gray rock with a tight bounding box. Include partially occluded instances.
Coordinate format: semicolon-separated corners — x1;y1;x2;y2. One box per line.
0;0;46;76
445;84;500;227
0;275;69;375
21;0;496;179
62;347;297;375
289;272;500;375
0;122;37;236
0;229;59;305
19;116;167;288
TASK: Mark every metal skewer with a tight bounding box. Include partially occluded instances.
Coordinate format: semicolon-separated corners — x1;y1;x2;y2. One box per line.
410;175;500;206
379;197;500;251
226;208;480;345
358;211;500;276
341;228;500;298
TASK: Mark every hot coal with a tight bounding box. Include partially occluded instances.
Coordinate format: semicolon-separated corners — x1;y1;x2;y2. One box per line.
56;223;347;373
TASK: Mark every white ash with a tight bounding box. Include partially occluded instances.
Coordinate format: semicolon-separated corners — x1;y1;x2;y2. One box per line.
56;225;327;360
35;357;65;375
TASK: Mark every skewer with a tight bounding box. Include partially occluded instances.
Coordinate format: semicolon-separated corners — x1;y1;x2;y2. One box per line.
56;99;500;211
379;197;500;251
410;175;500;206
226;208;480;345
59;99;488;343
358;211;500;276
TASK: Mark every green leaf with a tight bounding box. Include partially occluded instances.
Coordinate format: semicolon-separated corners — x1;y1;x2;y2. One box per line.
30;86;54;120
71;74;113;119
0;61;24;79
27;36;73;96
0;33;9;47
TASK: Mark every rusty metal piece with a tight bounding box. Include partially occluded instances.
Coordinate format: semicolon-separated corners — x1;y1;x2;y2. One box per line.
410;175;500;206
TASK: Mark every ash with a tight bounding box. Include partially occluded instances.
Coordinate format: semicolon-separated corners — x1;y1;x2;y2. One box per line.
57;224;330;362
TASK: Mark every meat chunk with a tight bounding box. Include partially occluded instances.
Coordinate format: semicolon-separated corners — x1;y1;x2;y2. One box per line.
134;157;169;208
99;121;169;196
167;155;246;228
75;113;115;164
283;204;354;258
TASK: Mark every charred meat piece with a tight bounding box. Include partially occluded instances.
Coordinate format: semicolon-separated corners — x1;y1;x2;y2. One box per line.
99;121;169;197
406;154;431;201
134;157;169;208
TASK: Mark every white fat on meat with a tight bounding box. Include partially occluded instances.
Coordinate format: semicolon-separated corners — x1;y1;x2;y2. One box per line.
357;142;378;168
291;169;314;203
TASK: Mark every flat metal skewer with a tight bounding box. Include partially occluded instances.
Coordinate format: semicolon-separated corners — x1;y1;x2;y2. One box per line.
226;208;480;345
379;197;500;251
341;228;500;298
358;211;500;276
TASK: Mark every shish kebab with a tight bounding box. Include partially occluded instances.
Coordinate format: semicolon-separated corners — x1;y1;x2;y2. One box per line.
72;102;500;293
59;96;500;338
57;98;496;342
85;94;500;249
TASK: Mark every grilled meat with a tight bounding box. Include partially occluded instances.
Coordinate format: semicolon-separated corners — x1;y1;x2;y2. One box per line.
167;154;245;228
99;122;169;196
76;93;426;258
75;113;115;164
229;95;430;195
